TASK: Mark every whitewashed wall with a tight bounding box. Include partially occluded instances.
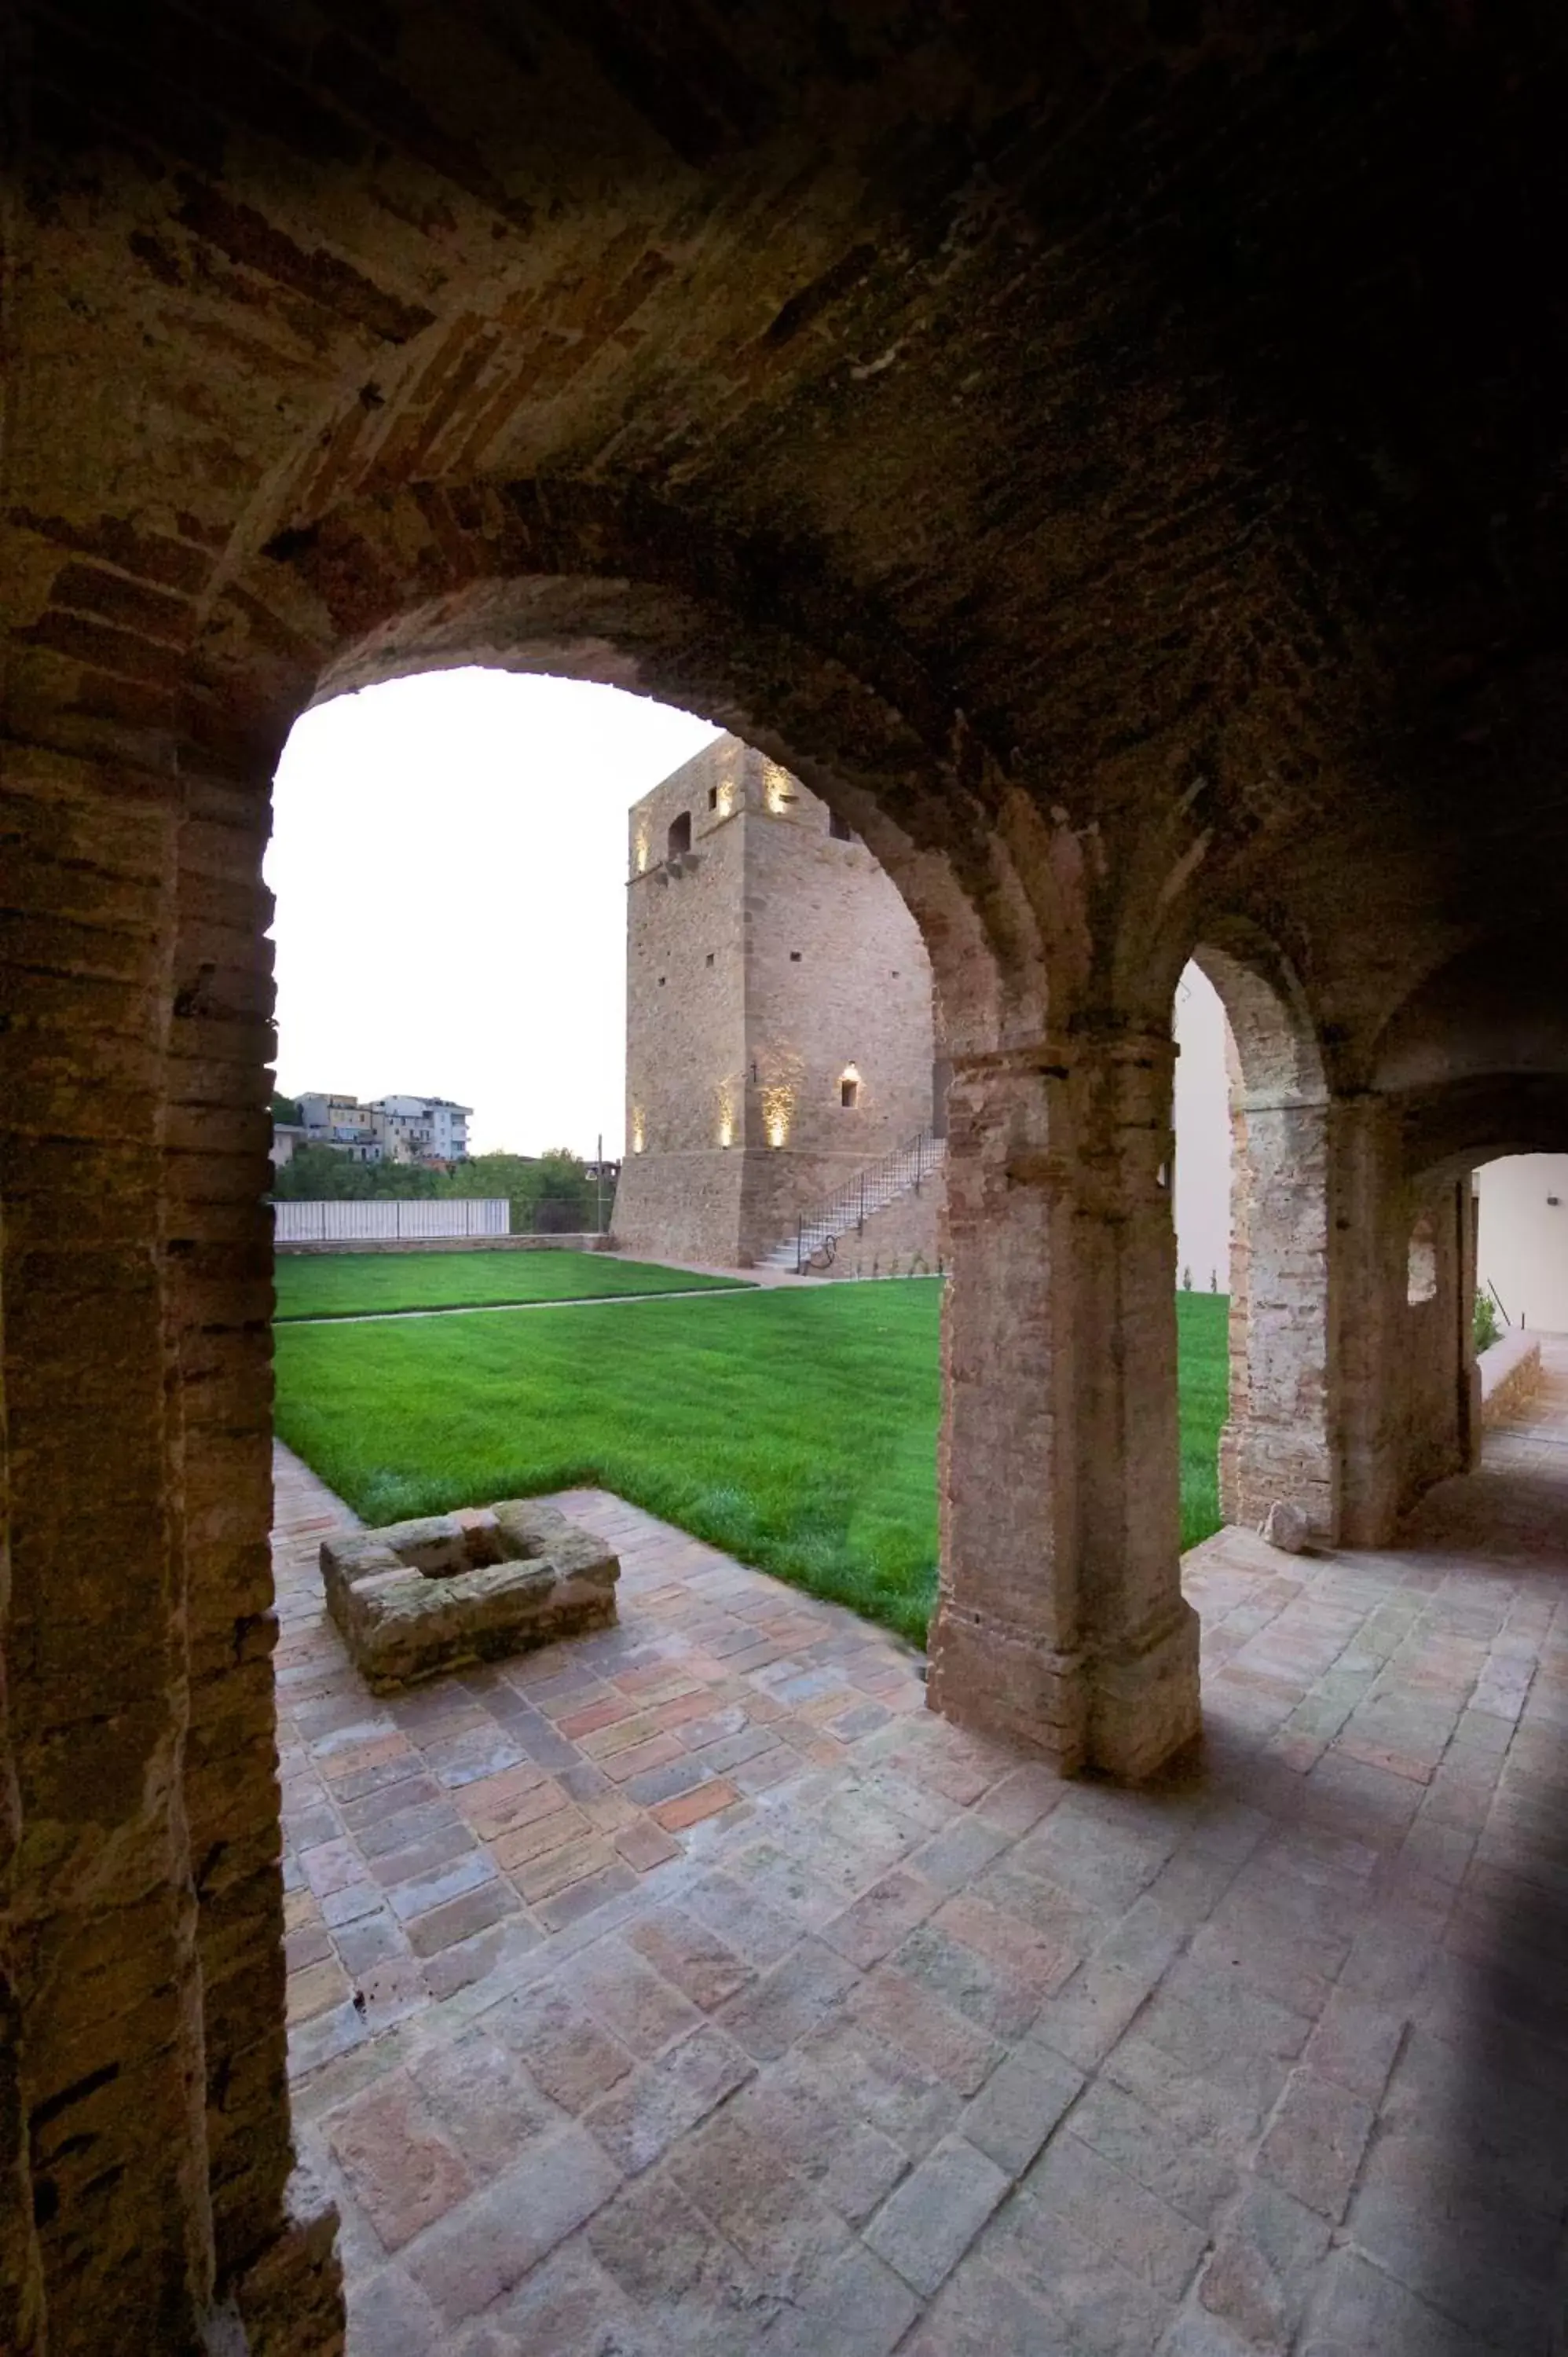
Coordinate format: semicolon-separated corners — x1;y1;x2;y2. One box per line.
1476;1156;1568;1332
273;1198;508;1243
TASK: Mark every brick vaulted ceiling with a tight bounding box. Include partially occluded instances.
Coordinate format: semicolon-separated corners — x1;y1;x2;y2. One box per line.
8;3;1568;1092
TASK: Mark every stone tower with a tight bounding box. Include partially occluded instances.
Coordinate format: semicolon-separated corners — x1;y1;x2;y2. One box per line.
611;735;945;1268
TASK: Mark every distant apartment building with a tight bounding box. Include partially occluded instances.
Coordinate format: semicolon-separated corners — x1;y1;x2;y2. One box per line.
269;1122;309;1171
289;1091;471;1167
295;1092;382;1163
365;1095;471;1164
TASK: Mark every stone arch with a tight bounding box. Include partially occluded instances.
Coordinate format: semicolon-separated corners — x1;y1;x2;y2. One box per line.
1401;1074;1568;1192
135;482;1069;2336
198;478;1061;1058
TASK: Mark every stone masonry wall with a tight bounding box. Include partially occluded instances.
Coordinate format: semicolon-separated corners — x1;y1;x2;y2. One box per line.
615;734;939;1268
614;739;750;1263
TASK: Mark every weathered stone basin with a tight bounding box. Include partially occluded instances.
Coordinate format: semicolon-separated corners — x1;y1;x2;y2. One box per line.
321;1500;619;1690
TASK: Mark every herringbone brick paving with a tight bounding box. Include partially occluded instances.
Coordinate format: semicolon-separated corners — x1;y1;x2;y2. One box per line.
277;1344;1568;2353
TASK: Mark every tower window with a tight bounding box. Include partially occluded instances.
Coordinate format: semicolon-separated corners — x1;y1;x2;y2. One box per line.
705;952;714;967
789;951;802;962
667;812;691;860
707;786;719;808
828;810;852;841
840;1065;861;1109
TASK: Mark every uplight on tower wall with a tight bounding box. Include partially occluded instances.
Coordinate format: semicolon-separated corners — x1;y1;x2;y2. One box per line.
760;1082;795;1148
716;1083;735;1149
633;830;650;876
631;1112;646;1154
762;759;796;816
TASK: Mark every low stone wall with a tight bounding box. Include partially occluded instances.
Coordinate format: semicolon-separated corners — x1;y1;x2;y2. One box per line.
1480;1329;1543;1425
815;1168;946;1280
275;1232;611;1256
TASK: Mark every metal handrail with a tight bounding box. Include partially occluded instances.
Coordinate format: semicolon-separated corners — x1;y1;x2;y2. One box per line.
791;1126;944;1273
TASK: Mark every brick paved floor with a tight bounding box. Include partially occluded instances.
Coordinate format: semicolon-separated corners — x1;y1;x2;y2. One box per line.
277;1343;1568;2355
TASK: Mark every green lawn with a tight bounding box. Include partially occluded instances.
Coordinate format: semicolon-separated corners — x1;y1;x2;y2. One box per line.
273;1248;750;1321
1177;1288;1230;1545
274;1281;1230;1649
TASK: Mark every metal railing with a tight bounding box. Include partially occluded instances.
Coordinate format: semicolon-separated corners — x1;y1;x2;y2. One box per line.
784;1127;945;1273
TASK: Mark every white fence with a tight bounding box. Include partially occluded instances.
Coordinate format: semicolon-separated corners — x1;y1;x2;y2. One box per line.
273;1198;510;1244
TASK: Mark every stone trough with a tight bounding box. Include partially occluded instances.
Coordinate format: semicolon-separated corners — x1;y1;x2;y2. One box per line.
321;1500;620;1691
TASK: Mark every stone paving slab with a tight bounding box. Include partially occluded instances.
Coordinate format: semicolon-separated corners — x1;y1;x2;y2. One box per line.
277;1342;1568;2354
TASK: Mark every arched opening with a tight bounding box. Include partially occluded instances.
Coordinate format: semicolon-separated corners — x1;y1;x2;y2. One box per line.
1187;927;1333;1542
264;653;971;1599
261;651;1000;2121
1408;1209;1439;1304
167;522;1057;2343
1171;961;1234;1552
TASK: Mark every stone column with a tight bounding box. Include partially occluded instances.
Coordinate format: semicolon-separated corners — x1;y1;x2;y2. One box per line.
1218;1088;1335;1538
168;762;343;2344
0;1231;46;2357
928;1048;1088;1765
1;735;217;2348
1460;1178;1482;1474
0;725;343;2352
1071;1025;1201;1781
928;1030;1200;1781
1394;1175;1479;1509
1328;1096;1409;1546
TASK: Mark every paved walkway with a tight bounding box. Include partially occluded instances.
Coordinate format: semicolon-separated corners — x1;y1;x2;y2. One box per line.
279;1280;763;1327
276;1345;1568;2355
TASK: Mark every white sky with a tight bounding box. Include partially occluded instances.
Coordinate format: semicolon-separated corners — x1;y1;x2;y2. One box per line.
266;670;720;1156
1173;962;1232;1292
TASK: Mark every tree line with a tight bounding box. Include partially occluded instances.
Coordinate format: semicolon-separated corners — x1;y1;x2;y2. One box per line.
269;1101;606;1232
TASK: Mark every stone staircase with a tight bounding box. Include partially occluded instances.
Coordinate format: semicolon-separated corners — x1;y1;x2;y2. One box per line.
760;1126;946;1274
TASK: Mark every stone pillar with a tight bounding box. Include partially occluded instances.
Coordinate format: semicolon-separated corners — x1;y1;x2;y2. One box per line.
1218;1089;1335;1537
167;764;341;2337
928;1049;1089;1766
1394;1175;1478;1510
1;737;216;2348
0;1230;46;2357
928;1031;1200;1781
1461;1180;1482;1473
1328;1097;1409;1546
0;727;343;2352
1071;1026;1201;1780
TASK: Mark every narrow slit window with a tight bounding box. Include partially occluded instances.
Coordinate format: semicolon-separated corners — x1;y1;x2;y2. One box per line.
828;809;852;841
840;1065;861;1109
